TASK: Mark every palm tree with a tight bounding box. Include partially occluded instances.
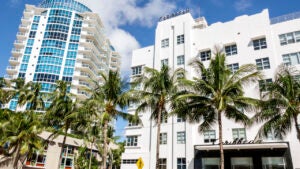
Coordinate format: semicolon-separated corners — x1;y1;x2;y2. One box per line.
173;51;262;169
44;80;79;169
0;111;44;169
0;78;14;107
132;65;183;169
88;70;133;169
23;82;44;111
254;65;300;142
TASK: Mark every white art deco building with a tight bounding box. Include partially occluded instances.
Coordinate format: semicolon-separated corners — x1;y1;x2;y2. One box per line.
121;9;300;169
5;0;120;110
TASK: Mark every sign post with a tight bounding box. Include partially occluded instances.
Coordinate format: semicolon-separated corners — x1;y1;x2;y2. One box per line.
136;157;144;169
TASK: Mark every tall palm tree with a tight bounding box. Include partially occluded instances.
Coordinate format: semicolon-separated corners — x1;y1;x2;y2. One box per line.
23;82;44;111
88;70;133;169
254;66;300;142
132;65;183;169
173;52;262;169
44;80;79;169
0;111;44;169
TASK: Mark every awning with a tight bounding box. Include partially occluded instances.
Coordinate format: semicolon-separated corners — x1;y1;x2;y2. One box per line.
195;142;288;151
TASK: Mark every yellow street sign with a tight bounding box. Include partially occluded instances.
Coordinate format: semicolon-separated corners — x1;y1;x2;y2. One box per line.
136;157;144;169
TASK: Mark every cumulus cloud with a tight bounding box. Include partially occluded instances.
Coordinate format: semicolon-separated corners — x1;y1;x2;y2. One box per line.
76;0;176;73
234;0;252;11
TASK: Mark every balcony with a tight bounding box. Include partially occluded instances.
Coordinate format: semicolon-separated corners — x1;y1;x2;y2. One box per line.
6;66;18;73
14;40;25;48
23;9;33;17
19;24;29;32
21;17;31;25
11;49;22;57
16;32;27;40
9;57;20;65
4;75;16;79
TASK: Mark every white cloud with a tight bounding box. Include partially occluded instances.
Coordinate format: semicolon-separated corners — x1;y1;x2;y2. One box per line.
77;0;176;72
108;28;140;74
234;0;252;11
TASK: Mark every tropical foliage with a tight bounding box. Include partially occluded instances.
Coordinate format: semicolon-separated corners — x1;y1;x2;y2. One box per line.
132;65;184;169
173;51;262;169
255;66;300;142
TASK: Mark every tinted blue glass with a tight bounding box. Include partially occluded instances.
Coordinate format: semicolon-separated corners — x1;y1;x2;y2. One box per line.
40;0;92;13
27;39;34;46
33;16;40;23
20;64;28;72
22;55;30;63
31;23;38;30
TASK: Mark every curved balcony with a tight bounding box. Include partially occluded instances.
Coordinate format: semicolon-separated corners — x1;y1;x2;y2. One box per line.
9;57;20;65
11;49;23;57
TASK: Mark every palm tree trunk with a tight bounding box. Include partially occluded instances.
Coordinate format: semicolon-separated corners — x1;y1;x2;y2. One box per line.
89;139;94;169
293;115;300;142
12;145;21;169
58;127;68;169
102;120;108;169
218;111;224;169
155;107;162;169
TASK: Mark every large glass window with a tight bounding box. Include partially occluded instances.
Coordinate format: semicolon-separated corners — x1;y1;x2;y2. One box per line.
177;35;184;45
225;44;238;56
126;136;138;147
204;130;216;143
227;63;239;73
160;133;167;144
253;38;267;50
258;79;272;92
132;66;142;75
177;158;186;169
161;39;169;48
200;50;211;61
279;31;300;46
177;131;186;144
232;128;246;140
177;55;185;65
231;157;253;169
202;158;220;169
282;52;300;66
256;57;270;70
262;157;286;169
159;158;167;169
161;59;169;66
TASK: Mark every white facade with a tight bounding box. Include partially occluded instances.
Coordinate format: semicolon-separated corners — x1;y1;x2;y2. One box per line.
6;1;120;111
122;9;300;169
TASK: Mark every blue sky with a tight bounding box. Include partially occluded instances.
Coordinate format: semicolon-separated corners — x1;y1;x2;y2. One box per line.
1;0;300;139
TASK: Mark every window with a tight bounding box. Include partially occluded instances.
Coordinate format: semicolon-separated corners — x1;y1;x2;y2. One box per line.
204;130;216;143
177;158;186;169
202;158;220;169
159;159;167;169
160;133;167;144
266;129;281;141
200;50;211;61
177;131;186;144
132;66;142;75
256;57;270;70
258;79;272;91
177;117;185;123
161;39;169;48
253;38;267;50
177;34;184;45
279;31;300;45
122;159;138;164
232;128;246;140
231;157;253;169
262;157;286;169
225;44;237;56
126;136;138;146
128;121;139;127
161;59;168;66
227;63;239;73
161;113;168;123
177;55;185;65
282;52;300;66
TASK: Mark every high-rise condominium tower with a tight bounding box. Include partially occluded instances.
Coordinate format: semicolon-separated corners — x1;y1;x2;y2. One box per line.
6;0;120;110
